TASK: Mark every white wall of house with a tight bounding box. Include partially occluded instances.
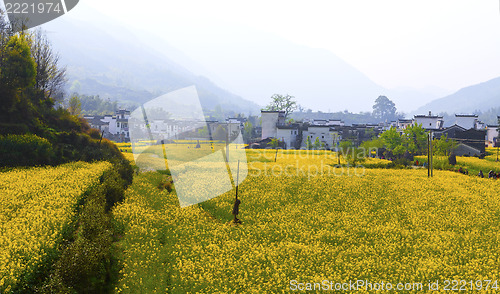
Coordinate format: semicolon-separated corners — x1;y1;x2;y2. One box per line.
276;128;298;149
102;115;117;134
486;126;499;147
302;126;335;149
397;119;413;130
413;116;444;130
455;115;478;130
261;111;283;139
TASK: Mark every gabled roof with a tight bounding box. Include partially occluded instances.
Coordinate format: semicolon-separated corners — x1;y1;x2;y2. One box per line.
455;114;478;117
86;117;109;126
414;115;443;119
308;125;331;128
438;124;466;132
261;110;285;113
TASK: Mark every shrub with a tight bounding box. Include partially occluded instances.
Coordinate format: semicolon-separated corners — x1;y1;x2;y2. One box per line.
158;176;173;192
0;134;54;166
41;167;126;293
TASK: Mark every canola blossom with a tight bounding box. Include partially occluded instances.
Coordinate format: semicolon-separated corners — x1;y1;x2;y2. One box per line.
114;150;500;293
0;161;112;292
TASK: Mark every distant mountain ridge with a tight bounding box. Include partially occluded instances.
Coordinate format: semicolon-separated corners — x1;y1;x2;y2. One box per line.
41;6;261;115
414;76;500;115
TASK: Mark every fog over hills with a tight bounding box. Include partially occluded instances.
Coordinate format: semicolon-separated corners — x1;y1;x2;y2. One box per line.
41;6;261;115
414;76;500;115
40;4;473;115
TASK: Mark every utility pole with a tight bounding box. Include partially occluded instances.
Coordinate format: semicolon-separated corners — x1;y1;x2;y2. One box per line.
427;133;430;177
226;122;230;162
430;132;433;177
427;132;434;177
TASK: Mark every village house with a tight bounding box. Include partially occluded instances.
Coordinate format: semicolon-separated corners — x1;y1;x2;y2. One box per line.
413;112;444;130
486;124;499;148
84;109;130;142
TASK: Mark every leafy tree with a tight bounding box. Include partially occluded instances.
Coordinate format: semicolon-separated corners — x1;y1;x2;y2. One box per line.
379;127;402;154
313;137;321;150
197;126;208;137
338;140;365;165
264;94;297;119
433;134;455;156
213;125;227;141
306;136;312;150
67;94;82;116
402;124;427;155
0;34;36;113
268;138;279;149
243;121;253;143
78;94;119;115
372;95;397;121
360;137;384;157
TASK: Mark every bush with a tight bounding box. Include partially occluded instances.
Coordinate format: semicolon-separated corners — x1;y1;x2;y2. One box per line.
0;134;54;166
40;167;126;293
158;176;173;192
0;123;29;135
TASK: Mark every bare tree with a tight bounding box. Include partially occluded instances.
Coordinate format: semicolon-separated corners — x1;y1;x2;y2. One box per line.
0;10;15;70
28;29;66;105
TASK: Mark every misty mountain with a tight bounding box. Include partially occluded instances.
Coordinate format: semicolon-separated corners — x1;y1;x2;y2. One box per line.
153;23;445;114
169;25;388;113
40;6;261;115
414;76;500;115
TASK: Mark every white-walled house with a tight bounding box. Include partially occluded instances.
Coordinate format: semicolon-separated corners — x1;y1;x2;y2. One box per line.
397;119;413;130
261;111;285;139
486;125;499;147
310;119;344;126
276;125;300;149
454;114;478;130
413;112;444;130
301;126;338;149
84;110;130;141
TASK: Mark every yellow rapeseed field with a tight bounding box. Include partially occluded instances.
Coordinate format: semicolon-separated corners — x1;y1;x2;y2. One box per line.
114;149;500;293
0;161;112;292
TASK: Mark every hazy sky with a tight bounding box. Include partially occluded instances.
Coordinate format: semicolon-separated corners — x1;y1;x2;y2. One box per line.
80;0;500;94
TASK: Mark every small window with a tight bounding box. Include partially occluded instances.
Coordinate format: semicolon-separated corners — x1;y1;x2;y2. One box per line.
117;122;120;127
429;123;432;126
322;136;324;139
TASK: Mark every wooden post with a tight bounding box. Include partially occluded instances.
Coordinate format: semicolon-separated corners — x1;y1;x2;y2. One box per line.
226;122;230;163
232;160;241;224
428;133;430;178
235;160;240;200
431;132;434;177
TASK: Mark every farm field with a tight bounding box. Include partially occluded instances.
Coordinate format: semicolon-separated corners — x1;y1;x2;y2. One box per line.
0;161;112;292
113;150;500;293
415;150;500;177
